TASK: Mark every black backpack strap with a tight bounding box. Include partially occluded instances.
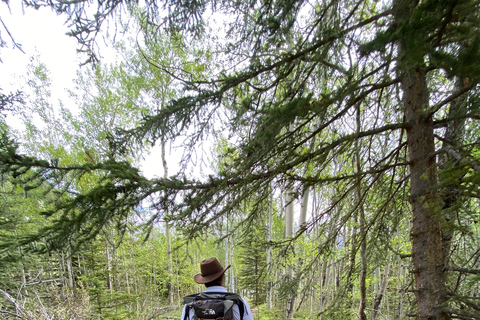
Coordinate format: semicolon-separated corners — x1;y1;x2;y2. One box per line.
182;304;189;320
237;297;245;319
183;293;198;320
224;293;244;320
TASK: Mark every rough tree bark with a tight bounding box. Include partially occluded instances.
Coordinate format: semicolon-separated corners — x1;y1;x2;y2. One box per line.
403;51;448;320
396;0;448;318
403;48;448;320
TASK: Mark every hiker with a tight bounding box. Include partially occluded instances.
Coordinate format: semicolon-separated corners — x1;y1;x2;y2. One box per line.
181;257;254;320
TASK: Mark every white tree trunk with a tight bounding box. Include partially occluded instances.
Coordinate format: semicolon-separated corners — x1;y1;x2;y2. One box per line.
105;237;113;292
284;185;296;319
285;188;294;238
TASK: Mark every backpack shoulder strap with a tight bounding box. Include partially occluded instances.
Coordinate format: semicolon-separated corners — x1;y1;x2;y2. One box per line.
182;304;189;320
237;297;245;319
183;293;198;305
224;293;244;320
183;293;200;320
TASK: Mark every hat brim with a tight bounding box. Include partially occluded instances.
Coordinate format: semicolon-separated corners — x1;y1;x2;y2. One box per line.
193;265;231;284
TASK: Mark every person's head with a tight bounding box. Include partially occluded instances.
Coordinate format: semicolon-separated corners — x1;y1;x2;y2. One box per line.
193;257;230;287
205;273;225;287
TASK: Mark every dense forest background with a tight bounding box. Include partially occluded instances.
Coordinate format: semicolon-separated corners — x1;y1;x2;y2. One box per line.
1;0;480;319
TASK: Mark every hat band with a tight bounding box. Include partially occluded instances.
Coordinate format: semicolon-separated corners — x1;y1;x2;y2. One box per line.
202;267;224;277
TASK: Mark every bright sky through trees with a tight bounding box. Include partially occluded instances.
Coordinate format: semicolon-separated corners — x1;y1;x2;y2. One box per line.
0;2;78;102
0;2;189;179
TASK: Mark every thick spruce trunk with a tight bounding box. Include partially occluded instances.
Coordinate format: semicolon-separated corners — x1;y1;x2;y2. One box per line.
403;66;447;320
395;1;448;318
399;31;448;320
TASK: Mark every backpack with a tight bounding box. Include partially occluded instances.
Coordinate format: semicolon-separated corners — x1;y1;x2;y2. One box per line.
183;292;245;320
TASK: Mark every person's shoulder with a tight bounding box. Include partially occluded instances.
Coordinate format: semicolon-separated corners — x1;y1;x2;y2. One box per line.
238;296;250;304
237;298;254;320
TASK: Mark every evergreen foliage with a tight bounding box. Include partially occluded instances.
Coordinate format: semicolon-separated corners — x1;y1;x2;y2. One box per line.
237;203;268;306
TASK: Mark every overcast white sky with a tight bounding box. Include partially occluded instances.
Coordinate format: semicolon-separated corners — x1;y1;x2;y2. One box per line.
0;2;79;101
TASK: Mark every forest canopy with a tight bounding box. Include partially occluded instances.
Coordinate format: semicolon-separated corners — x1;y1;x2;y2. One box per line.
1;0;480;319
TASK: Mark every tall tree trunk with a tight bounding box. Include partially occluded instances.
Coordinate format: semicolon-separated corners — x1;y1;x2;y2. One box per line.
285;187;294;239
439;77;467;262
355;103;368;320
403;50;448;320
266;188;273;309
299;120;318;231
229;231;234;291
14;229;28;296
285;185;296;320
161;134;174;305
224;212;232;291
105;237;113;292
371;262;391;320
66;249;74;288
397;261;406;319
357;181;368;320
123;247;131;294
319;260;327;319
403;57;447;320
299;189;308;229
395;1;447;318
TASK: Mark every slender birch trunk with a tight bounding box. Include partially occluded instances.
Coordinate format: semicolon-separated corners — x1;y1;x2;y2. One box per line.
105;237;112;292
299;189;308;229
285;188;294;239
371;262;391;320
66;249;74;288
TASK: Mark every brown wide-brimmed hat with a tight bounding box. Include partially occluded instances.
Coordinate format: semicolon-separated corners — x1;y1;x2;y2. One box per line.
194;257;231;284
